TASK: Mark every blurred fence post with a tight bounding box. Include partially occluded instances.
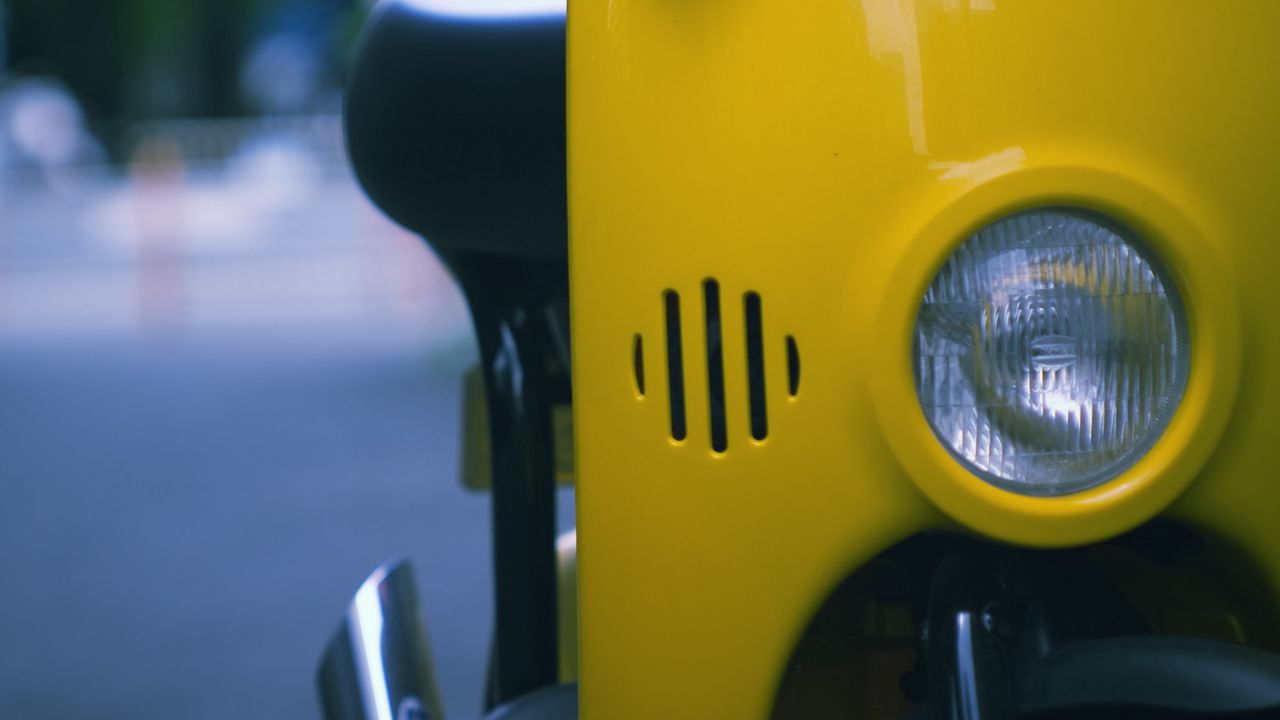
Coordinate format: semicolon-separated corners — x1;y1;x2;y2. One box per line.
130;134;187;332
0;169;7;329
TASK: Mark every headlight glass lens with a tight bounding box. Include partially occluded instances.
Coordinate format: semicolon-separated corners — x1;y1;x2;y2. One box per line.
913;209;1189;496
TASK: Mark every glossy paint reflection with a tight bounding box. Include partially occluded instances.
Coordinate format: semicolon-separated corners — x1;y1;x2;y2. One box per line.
861;0;928;153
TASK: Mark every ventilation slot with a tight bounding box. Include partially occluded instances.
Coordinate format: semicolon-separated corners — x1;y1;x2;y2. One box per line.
786;335;801;397
704;279;728;453
653;283;794;449
663;291;687;441
744;292;768;440
632;334;645;396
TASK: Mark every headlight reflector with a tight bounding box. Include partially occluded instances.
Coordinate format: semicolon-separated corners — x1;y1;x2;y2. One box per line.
913;209;1189;496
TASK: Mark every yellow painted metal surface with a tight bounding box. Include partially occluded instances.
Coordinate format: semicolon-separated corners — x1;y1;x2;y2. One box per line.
567;1;1280;717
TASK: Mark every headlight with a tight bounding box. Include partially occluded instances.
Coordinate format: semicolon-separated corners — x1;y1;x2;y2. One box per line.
913;209;1189;496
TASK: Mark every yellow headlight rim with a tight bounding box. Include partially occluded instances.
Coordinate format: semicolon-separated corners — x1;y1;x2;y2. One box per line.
870;165;1241;547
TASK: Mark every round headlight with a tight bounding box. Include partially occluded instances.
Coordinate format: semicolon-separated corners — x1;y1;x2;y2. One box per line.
913;209;1189;496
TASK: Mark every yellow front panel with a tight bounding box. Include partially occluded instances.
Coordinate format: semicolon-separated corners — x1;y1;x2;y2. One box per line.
568;2;1280;717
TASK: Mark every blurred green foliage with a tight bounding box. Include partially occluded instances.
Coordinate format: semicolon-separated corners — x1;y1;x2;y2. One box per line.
3;0;365;131
7;0;258;120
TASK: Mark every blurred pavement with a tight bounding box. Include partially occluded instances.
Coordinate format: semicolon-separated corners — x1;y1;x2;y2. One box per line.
0;116;570;719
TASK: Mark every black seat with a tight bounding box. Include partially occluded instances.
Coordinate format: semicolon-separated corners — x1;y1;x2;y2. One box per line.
345;0;567;260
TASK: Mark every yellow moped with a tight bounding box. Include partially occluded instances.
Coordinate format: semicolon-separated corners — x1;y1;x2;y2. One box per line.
320;2;1280;718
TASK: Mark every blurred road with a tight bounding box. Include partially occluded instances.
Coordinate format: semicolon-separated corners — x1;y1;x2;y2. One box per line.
0;119;571;719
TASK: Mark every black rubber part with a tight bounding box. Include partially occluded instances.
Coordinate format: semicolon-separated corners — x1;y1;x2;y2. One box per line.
1018;636;1280;716
486;683;578;720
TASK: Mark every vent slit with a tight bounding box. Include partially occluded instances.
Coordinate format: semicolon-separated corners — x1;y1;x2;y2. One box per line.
632;333;645;396
744;292;768;440
704;279;728;452
663;291;687;440
786;335;801;397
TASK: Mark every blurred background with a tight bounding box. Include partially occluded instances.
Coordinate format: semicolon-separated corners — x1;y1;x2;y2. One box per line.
0;2;569;717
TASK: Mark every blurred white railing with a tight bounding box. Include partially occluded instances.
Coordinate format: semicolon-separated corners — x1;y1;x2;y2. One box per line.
0;114;470;340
